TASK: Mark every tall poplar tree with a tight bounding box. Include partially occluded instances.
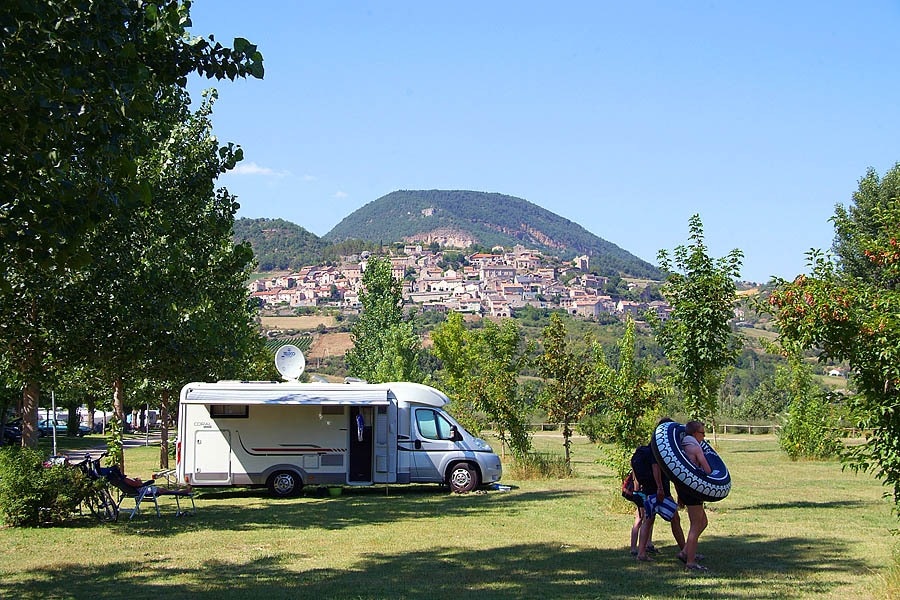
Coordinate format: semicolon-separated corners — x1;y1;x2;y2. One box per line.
346;256;423;383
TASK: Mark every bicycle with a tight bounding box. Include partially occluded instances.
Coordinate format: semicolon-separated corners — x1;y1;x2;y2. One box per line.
65;452;120;523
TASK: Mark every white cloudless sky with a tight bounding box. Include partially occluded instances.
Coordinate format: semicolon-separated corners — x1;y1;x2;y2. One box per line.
186;1;900;283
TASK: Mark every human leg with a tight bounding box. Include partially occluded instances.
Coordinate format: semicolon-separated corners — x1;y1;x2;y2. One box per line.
636;512;656;561
669;508;686;551
683;504;708;567
630;507;642;555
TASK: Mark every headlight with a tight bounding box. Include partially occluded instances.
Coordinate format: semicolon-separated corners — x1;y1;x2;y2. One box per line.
473;438;493;452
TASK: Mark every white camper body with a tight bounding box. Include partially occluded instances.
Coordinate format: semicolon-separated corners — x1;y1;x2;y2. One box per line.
176;380;502;496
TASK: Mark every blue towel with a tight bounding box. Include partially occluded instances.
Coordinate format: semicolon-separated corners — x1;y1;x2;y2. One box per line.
644;495;679;522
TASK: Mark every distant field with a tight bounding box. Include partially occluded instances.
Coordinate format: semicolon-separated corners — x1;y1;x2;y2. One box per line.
260;315;336;330
738;326;778;342
248;271;288;282
816;374;851;390
307;332;353;358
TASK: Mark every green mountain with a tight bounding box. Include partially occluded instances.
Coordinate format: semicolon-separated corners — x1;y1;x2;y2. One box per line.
324;190;661;278
233;218;328;271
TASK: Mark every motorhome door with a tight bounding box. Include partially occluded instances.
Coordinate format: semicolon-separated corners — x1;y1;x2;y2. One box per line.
192;429;232;484
348;407;373;483
411;407;457;481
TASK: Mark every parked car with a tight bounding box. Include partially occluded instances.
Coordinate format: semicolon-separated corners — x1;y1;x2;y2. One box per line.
37;419;91;437
2;419;22;445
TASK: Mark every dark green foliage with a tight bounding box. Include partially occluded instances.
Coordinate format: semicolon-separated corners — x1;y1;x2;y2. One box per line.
0;0;264;279
0;448;90;527
831;165;900;286
437;250;468;270
513;305;571;330
719;348;784;418
1;1;264;448
324;190;662;278
233;218;329;270
731;378;789;421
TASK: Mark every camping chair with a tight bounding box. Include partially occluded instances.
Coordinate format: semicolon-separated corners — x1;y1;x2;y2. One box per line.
103;466;195;520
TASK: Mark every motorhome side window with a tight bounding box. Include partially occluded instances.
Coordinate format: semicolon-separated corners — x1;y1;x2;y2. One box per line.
209;404;248;418
415;409;454;440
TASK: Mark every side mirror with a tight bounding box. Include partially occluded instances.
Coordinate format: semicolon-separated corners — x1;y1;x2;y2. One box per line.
449;426;463;442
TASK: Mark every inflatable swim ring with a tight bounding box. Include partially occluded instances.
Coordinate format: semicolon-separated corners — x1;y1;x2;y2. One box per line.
651;421;731;502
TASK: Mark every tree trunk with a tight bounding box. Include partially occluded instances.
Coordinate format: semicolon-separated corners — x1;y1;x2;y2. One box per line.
113;378;126;424
159;390;170;470
21;380;40;447
113;377;126;471
86;397;96;432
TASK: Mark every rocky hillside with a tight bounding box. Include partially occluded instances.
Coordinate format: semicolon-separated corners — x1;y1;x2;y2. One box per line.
324;190;661;278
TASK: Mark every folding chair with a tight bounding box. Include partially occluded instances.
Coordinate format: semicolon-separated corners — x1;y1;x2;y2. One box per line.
103;466;195;520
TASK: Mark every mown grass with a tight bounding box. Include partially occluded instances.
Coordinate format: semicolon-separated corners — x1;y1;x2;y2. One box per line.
0;433;895;600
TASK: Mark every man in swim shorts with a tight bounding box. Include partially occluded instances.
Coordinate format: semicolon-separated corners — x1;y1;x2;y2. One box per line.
675;420;712;572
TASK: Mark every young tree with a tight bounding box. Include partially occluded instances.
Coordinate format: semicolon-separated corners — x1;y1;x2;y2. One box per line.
589;316;663;480
346;256;423;383
537;313;593;473
431;312;533;458
775;345;840;460
769;163;900;507
649;215;743;421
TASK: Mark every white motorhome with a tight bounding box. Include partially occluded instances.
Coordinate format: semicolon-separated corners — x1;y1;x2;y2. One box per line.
175;379;503;496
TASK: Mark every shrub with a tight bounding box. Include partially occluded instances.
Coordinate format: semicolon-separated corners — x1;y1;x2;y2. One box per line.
507;451;570;479
0;447;91;527
779;390;841;460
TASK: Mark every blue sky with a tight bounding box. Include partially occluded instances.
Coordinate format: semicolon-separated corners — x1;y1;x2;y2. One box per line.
187;1;900;284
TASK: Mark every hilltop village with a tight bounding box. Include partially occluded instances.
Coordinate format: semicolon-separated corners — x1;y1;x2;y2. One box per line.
249;244;673;322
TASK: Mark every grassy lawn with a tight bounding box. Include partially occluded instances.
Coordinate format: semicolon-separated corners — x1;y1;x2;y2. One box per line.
1;433;895;600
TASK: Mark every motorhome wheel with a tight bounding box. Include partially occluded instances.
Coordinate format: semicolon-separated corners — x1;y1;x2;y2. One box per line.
448;463;479;494
267;471;302;497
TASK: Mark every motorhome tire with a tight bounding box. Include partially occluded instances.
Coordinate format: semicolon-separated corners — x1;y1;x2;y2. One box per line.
267;470;302;497
448;463;479;494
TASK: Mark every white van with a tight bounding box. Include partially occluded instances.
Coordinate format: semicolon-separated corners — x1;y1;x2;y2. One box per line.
175;379;502;496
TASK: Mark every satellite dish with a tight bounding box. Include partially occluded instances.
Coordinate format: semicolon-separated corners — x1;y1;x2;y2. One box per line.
275;344;306;381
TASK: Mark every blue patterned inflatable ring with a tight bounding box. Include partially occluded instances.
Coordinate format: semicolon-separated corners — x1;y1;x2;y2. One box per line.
650;421;731;503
